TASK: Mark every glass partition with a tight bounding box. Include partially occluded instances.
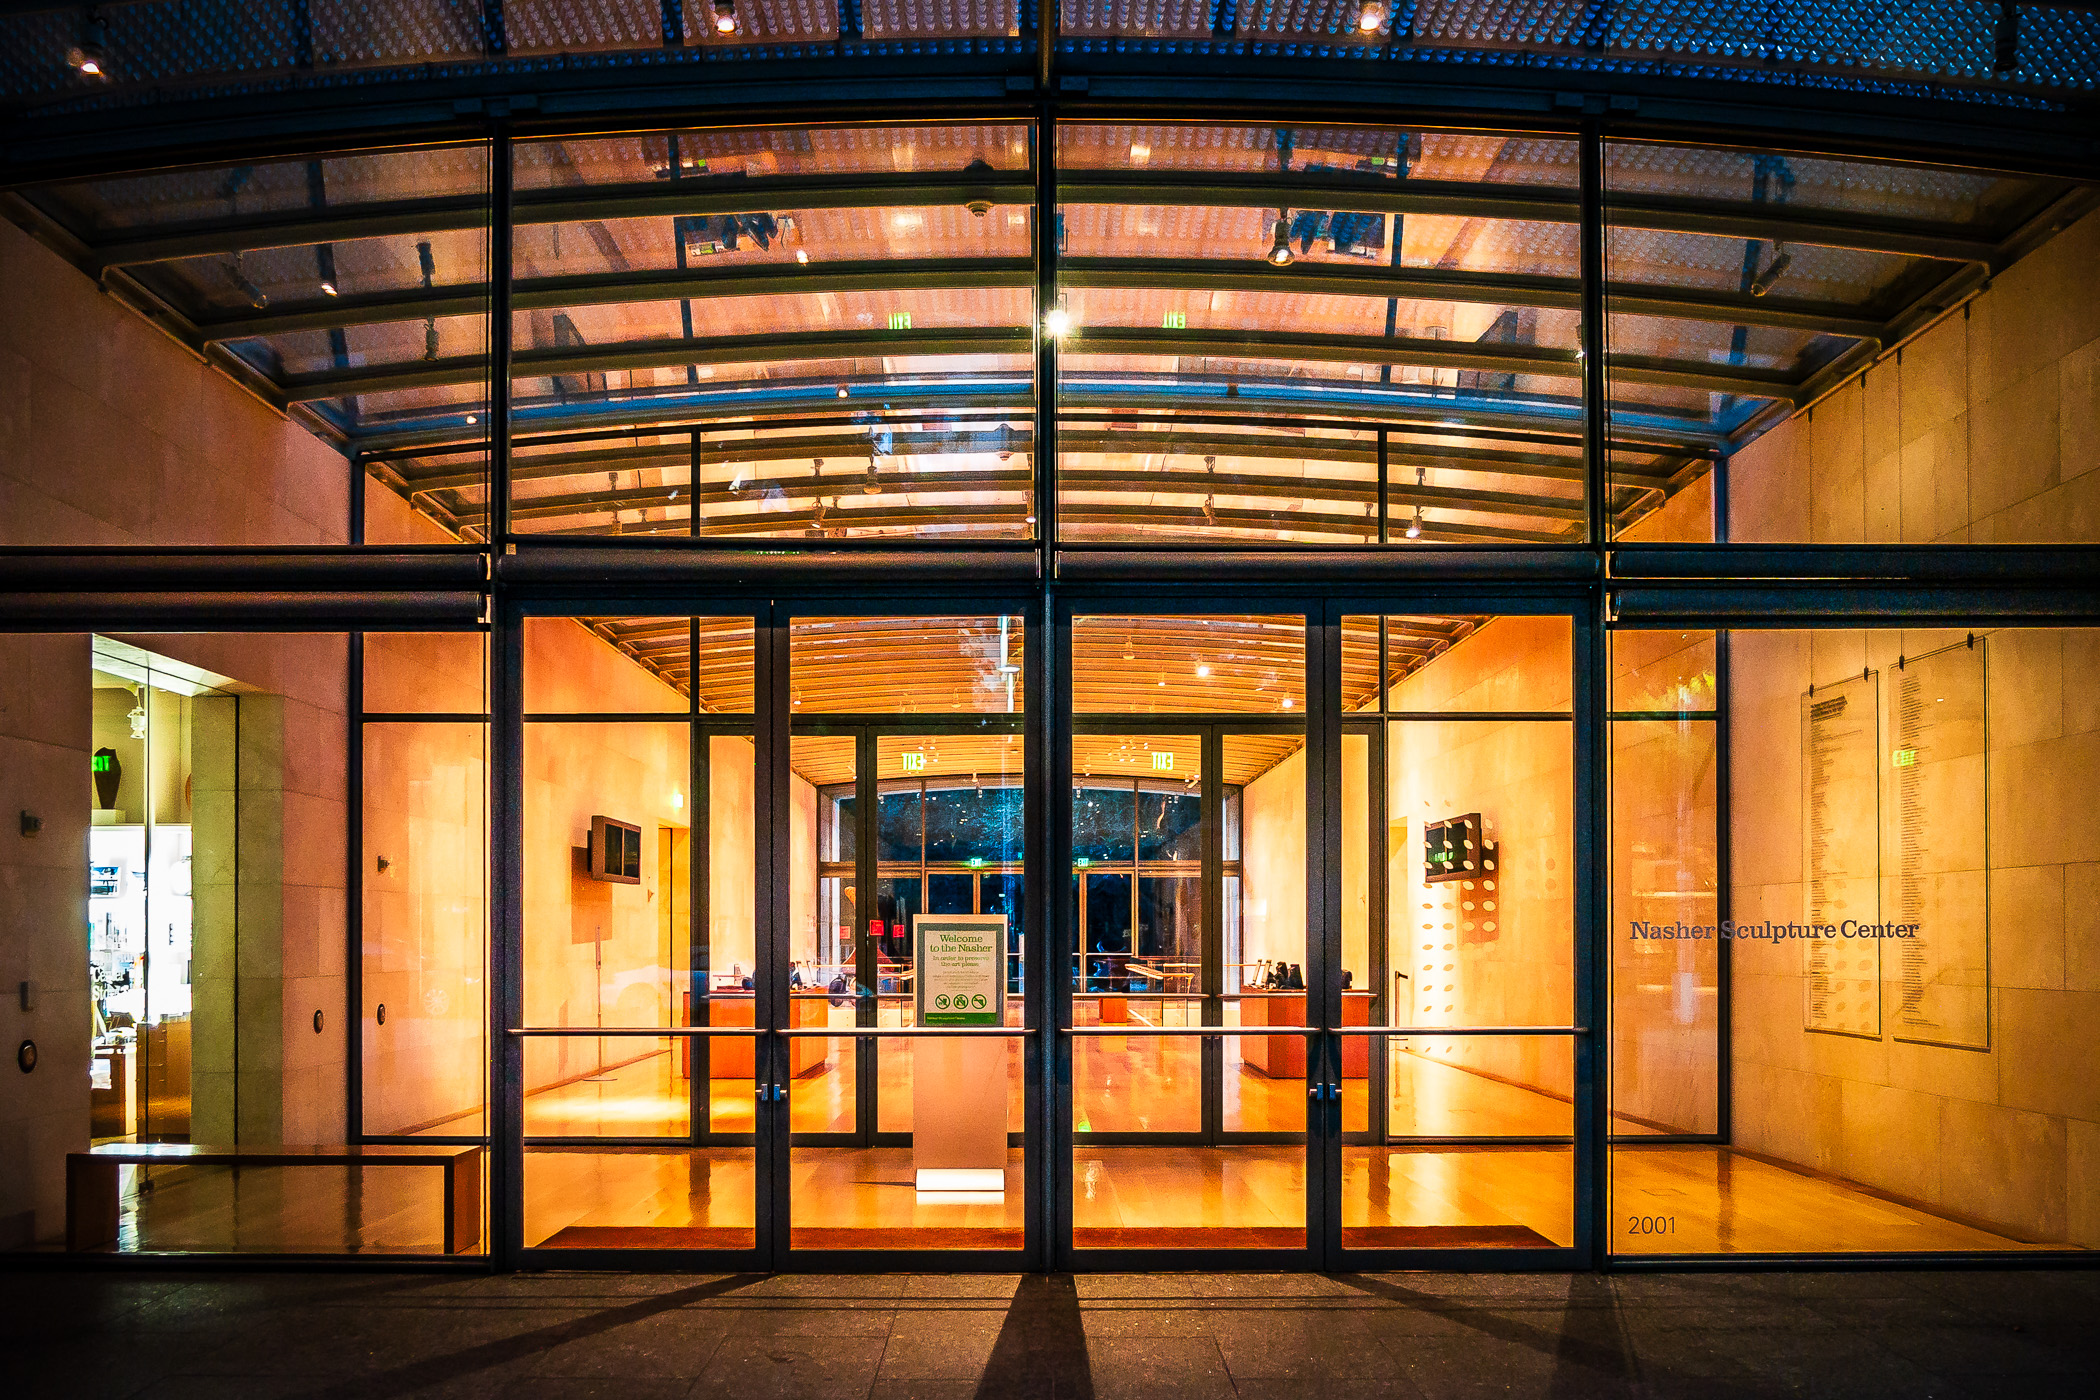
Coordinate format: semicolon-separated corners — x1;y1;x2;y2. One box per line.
1604;141;2084;543
504;123;1036;542
1054;122;1589;546
519;614;757;1253
1612;625;2100;1256
1340;613;1578;1250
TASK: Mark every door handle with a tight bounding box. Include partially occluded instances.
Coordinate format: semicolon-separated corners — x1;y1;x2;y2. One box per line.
755;1084;787;1102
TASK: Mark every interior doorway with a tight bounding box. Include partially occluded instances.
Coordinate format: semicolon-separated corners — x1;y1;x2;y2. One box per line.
87;643;234;1149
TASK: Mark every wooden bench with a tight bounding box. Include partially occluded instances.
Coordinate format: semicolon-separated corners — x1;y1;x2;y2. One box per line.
67;1142;483;1254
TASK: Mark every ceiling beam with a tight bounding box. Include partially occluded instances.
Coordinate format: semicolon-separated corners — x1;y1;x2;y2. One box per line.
195;257;1038;342
192;253;1879;344
79;171;1036;269
283;323;1794;405
1059;170;1999;262
449;463;1590;531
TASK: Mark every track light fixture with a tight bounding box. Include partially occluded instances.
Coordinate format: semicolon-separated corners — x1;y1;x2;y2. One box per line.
68;13;109;78
1268;215;1294;267
1043;297;1072;338
712;0;738;34
863;456;882;495
1357;2;1387;32
1749;240;1793;297
1406;511;1422;540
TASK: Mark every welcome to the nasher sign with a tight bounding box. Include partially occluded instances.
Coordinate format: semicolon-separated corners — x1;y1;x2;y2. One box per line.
1628;919;1921;941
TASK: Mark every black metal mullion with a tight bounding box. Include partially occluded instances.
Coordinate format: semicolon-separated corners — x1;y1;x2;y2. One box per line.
489;603;524;1269
855;726;879;1154
1049;598;1076;1270
488;123;513;548
756;602;790;1267
1309;602;1343;1268
1023;602;1049;1269
346;635;363;1143
1361;716;1389;1148
1200;725;1224;1148
1715;626;1734;1146
1579;121;1608;552
690;692;713;1138
1574;597;1610;1270
1034;103;1057;562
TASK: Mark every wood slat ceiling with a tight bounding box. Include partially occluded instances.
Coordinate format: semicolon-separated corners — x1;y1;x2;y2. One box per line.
578;612;1481;722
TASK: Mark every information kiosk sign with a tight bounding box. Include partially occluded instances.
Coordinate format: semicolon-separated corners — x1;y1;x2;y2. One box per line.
914;914;1006;1027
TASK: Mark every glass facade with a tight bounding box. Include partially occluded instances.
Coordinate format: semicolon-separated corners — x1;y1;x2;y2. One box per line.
2;108;2096;1272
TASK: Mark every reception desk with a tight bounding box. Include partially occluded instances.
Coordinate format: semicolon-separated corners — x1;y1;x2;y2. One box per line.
1238;989;1374;1079
680;993;828;1078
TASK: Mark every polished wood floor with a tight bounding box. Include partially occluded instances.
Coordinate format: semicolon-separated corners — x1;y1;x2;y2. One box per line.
91;1044;2068;1255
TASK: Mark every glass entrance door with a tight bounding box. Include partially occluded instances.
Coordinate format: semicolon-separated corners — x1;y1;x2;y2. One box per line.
780;616;1033;1262
1063;615;1317;1262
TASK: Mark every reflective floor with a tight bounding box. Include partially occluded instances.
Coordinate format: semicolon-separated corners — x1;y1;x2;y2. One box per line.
89;1135;2065;1259
71;1016;2073;1258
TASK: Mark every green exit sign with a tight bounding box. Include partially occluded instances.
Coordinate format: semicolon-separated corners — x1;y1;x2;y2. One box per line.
1892;749;1917;767
1162;310;1187;329
888;311;912;330
91;753;113;773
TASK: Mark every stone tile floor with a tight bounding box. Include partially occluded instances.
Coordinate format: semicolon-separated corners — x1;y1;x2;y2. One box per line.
3;1268;2096;1399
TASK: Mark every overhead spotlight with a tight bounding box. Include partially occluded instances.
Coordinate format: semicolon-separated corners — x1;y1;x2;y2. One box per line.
1267;215;1294;267
1749;241;1793;297
1406;510;1423;540
863;457;883;495
836;384;851;399
1042;299;1072;338
68;14;110;78
319;278;339;297
712;0;738;34
795;249;809;264
1357;2;1387;32
231;255;268;310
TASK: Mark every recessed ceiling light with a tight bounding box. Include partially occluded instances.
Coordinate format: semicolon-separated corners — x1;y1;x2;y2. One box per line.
712;0;738;34
1357;2;1387;32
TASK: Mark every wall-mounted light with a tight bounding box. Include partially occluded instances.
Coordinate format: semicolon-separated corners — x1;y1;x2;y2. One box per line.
713;0;738;33
1268;215;1294;267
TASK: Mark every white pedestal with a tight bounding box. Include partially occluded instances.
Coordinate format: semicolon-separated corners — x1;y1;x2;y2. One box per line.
911;1036;1009;1197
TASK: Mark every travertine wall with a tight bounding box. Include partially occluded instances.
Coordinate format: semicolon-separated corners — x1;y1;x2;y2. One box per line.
0;222;360;1243
0;635;94;1247
1727;207;2100;544
0;218;348;546
1729;628;2100;1245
